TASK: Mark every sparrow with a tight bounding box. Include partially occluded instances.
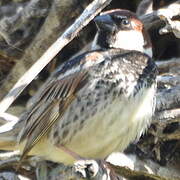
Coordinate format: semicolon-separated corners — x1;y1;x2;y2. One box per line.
0;9;157;165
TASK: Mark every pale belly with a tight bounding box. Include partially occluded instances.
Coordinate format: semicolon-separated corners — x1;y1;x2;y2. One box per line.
20;85;155;164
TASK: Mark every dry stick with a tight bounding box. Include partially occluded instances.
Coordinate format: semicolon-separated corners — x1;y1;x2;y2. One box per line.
155;85;180;112
154;108;180;123
140;1;180;30
156;59;180;70
0;0;112;115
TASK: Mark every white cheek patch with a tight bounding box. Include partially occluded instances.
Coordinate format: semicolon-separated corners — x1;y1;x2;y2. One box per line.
111;30;144;52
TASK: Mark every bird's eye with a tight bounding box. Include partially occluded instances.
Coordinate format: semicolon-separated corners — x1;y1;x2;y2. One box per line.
121;19;130;26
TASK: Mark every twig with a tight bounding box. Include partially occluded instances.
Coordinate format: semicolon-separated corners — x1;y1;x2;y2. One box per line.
157;1;180;38
74;159;174;180
156;85;180;112
110;163;174;180
0;119;18;133
154;108;180;123
140;0;180;32
0;113;18;122
0;0;111;115
159;18;180;38
0;156;35;179
156;59;180;74
157;75;180;87
0;113;19;132
0;151;20;160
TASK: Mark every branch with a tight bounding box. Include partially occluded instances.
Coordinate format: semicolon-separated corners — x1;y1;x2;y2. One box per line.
0;113;18;123
140;0;180;35
0;0;112;115
154;58;180;122
157;75;180;87
154;108;180;124
74;160;174;180
157;1;180;38
155;85;180;112
0;113;18;133
156;59;180;74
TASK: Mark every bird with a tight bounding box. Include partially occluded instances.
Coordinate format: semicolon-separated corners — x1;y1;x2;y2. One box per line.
0;9;157;165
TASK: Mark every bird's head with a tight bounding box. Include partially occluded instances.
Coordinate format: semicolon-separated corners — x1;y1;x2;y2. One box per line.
92;9;152;57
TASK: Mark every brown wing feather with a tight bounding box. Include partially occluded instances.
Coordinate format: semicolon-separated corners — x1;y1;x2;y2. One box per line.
19;71;89;161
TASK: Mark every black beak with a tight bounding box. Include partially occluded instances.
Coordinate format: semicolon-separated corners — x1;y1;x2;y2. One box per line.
94;14;115;31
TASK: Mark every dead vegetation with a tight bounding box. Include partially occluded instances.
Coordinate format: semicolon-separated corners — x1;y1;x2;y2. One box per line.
0;0;179;179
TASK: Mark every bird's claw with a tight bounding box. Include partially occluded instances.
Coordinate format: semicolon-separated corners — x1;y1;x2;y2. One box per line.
74;159;99;179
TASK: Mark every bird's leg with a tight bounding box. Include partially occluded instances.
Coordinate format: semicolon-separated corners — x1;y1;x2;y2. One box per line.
57;145;118;178
57;145;84;160
74;159;119;179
